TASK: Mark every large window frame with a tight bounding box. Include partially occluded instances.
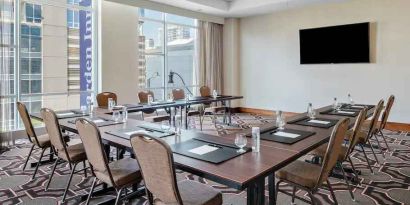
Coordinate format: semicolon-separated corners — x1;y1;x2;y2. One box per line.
1;0;99;132
138;9;199;100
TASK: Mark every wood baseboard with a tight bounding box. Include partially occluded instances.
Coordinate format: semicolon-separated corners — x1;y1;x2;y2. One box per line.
239;107;410;132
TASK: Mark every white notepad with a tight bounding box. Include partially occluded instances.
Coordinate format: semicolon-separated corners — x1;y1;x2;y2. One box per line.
274;131;300;138
124;130;148;136
308;119;330;125
93;119;105;123
337;110;355;114
189;145;219;155
351;105;365;108
57;112;75;116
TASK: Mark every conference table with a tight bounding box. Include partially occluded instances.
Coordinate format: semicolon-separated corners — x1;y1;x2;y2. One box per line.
31;103;373;205
117;95;243;128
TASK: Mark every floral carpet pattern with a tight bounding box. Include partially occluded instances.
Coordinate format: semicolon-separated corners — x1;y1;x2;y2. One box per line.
0;113;409;205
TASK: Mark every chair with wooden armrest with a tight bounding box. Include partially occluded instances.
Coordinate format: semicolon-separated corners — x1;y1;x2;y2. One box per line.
199;86;227;130
17;102;69;180
172;88;201;129
130;134;222;205
138;90;170;122
310;109;368;200
75;118;142;205
376;95;395;152
41;108;88;203
275;118;349;205
96;92;117;108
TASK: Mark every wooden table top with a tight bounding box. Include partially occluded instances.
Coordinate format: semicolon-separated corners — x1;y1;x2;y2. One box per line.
33;104;373;190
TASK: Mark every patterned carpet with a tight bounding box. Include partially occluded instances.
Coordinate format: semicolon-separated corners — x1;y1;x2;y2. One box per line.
0;113;409;205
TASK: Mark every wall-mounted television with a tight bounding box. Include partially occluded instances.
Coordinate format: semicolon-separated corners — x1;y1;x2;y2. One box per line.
299;22;370;64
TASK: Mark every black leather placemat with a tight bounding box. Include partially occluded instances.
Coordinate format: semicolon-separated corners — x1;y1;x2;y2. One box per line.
106;128;173;140
261;128;316;144
320;108;359;117
68;117;122;127
289;117;339;129
171;138;251;164
342;104;375;110
55;110;88;119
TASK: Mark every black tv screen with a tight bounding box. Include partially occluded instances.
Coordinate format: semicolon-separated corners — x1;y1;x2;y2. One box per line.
299;22;370;64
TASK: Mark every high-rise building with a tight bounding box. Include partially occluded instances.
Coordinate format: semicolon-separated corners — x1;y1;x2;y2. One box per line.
167;25;190;42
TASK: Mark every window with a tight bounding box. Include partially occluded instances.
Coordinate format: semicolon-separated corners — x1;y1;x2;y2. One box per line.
67;10;79;28
25;3;42;23
138;9;198;100
0;0;98;132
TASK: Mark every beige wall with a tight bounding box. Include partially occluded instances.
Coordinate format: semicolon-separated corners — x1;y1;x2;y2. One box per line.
223;18;241;107
233;0;410;122
100;1;139;104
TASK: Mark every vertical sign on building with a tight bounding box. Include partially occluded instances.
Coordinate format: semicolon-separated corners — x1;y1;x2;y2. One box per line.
79;0;92;106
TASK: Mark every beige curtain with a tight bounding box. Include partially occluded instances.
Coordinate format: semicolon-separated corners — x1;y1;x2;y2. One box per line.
198;21;223;93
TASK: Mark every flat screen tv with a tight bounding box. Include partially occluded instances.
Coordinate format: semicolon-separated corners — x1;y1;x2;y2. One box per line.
299;22;370;64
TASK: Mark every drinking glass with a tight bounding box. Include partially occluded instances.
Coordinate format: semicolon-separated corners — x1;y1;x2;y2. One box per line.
212;90;218;98
307;103;316;119
121;106;128;123
235;133;247;153
80;105;87;114
147;95;153;105
276;110;286;130
112;110;121;122
161;121;171;133
348;93;354;105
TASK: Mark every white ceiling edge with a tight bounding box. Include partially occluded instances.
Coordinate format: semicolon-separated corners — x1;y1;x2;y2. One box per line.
147;0;348;18
104;0;225;24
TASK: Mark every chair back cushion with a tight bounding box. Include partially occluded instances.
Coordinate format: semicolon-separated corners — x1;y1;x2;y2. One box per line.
130;134;183;204
75;118;110;175
172;89;185;100
17;102;37;143
138;90;155;103
96;92;117;107
40;108;66;152
366;99;384;139
346;108;367;156
317;118;349;187
380;95;395;130
200;86;211;97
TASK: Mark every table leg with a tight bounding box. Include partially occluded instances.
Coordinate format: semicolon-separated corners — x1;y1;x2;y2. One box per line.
269;174;276;205
247;179;266;205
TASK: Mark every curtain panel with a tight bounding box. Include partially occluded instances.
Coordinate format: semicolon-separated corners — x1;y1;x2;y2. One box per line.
198;21;223;93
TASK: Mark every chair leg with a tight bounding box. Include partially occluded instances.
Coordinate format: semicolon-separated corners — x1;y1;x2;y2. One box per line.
31;148;46;180
347;156;360;185
338;162;355;201
115;188;124;205
45;157;59;191
23;144;35;171
360;144;374;174
291;186;296;204
86;177;97;205
274;180;281;205
62;163;78;202
307;191;316;205
83;160;87;177
372;133;385;158
326;179;338;205
367;138;380;165
379;130;391;152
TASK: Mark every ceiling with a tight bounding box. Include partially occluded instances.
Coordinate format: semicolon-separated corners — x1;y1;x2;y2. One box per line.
147;0;347;18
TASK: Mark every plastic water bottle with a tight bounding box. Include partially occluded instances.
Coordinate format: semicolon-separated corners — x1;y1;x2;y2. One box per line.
212;90;218;99
122;106;128;123
348;93;354;105
252;127;260;153
333;97;338;110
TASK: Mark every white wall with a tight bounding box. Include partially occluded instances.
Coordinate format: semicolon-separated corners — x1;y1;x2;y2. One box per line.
100;1;139;104
237;0;410;123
